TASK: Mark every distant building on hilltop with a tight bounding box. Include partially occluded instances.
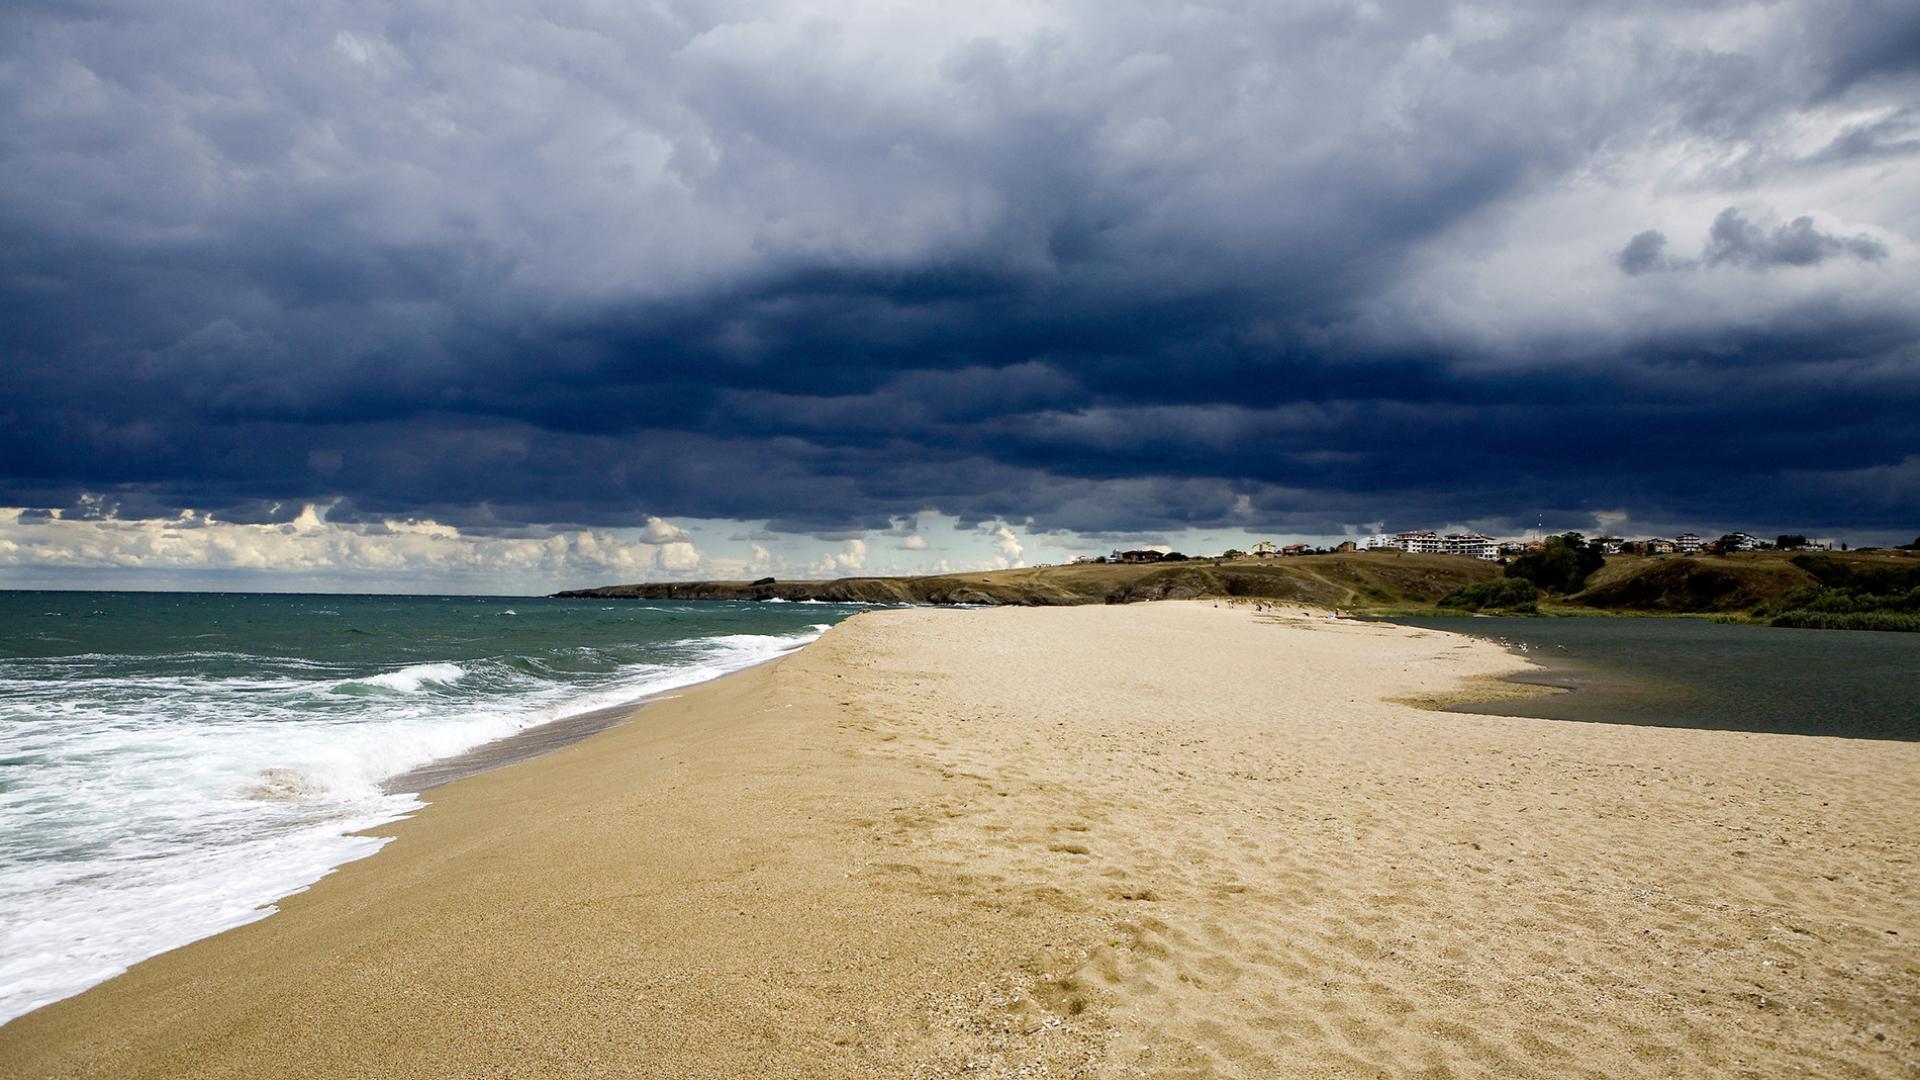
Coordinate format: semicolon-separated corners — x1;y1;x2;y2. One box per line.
1110;549;1165;564
1675;533;1704;554
1442;533;1498;561
1394;530;1443;554
1250;540;1278;557
1359;530;1494;558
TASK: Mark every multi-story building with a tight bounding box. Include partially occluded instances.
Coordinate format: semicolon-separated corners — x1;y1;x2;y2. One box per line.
1250;540;1278;557
1442;533;1499;560
1645;538;1677;555
1394;530;1443;554
1675;533;1704;554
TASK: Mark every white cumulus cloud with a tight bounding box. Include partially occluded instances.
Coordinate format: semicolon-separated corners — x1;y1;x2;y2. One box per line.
810;538;868;576
642;516;692;543
0;504;709;593
987;524;1025;569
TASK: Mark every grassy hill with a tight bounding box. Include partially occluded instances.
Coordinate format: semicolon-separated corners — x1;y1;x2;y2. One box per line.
1569;549;1920;615
558;547;1920;630
556;551;1502;609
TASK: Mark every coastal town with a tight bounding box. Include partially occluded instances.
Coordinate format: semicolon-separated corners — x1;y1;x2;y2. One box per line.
1086;529;1846;565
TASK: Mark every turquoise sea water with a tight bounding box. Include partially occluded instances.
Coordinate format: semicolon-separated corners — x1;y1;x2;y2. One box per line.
0;592;865;1024
1390;616;1920;741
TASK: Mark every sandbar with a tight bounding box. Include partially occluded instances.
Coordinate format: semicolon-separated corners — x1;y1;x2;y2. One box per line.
2;603;1914;1077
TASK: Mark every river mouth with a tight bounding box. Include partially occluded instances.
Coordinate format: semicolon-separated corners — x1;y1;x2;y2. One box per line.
1389;615;1920;742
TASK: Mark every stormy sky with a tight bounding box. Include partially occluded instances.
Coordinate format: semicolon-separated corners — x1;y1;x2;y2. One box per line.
2;0;1917;589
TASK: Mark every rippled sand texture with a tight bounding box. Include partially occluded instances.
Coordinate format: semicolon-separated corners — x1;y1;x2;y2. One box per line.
837;604;1920;1077
3;603;1914;1078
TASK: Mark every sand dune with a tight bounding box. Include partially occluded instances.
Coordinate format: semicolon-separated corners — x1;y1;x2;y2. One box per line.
2;603;1914;1077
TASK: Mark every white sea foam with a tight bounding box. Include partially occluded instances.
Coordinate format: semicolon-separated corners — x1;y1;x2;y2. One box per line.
340;661;468;694
0;621;832;1025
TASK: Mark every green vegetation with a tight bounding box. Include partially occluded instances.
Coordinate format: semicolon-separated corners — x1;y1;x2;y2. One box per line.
1437;578;1540;612
1751;555;1920;632
559;547;1920;633
1767;611;1920;632
1504;532;1605;594
1574;553;1807;612
559;551;1500;609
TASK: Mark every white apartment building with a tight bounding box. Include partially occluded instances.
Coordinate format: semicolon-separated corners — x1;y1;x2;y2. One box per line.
1361;530;1493;558
1675;533;1704;554
1395;530;1443;554
1442;533;1499;561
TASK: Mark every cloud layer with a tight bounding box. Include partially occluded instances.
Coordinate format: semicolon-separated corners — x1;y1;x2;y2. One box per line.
3;0;1917;581
0;505;717;593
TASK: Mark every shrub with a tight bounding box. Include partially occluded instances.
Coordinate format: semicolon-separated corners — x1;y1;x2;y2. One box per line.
1505;532;1605;594
1749;557;1920;626
1437;578;1541;612
1768;610;1920;633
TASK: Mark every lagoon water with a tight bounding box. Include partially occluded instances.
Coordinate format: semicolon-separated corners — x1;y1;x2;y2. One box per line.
1392;616;1920;742
0;592;865;1023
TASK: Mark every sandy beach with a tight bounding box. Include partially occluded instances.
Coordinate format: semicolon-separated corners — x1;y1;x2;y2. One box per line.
2;602;1914;1077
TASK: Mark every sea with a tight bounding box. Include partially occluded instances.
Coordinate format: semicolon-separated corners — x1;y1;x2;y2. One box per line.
0;591;868;1024
1390;616;1920;741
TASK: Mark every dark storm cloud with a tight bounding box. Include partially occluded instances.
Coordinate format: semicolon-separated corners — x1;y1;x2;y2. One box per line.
1618;207;1888;275
1616;231;1675;276
1819;0;1920;96
2;0;1917;544
1702;209;1888;269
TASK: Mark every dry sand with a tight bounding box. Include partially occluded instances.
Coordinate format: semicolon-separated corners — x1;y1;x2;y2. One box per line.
2;602;1915;1078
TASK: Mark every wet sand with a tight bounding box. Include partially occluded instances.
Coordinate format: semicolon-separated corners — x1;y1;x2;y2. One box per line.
2;603;1915;1077
382;697;657;794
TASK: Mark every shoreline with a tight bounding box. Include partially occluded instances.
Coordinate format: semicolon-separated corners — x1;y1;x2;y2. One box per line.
0;621;833;1028
4;602;1914;1076
380;697;649;794
1385;612;1920;741
379;630;818;794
